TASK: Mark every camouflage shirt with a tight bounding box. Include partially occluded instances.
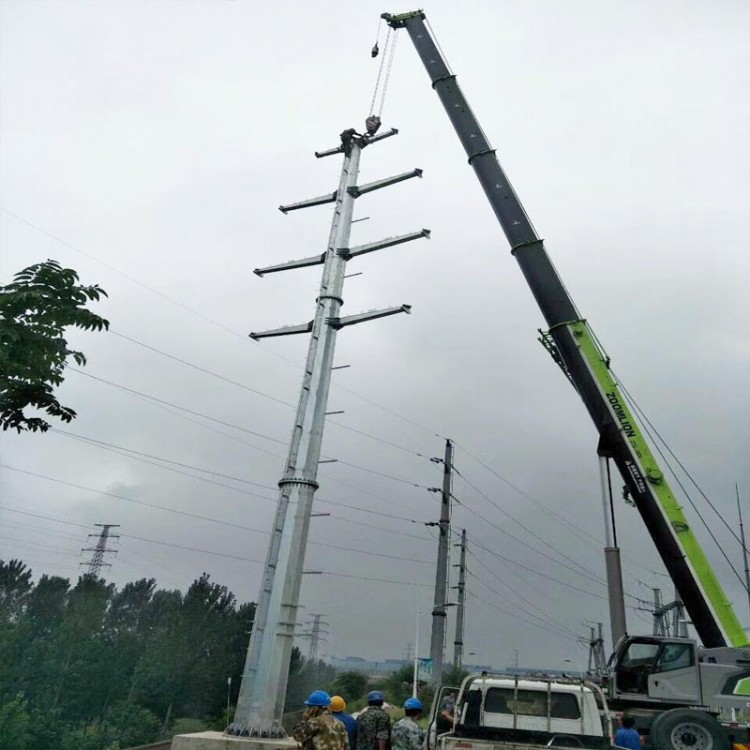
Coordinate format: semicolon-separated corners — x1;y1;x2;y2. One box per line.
355;706;391;750
293;711;349;750
391;716;425;750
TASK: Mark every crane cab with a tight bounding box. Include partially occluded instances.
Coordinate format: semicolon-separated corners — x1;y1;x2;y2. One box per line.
608;636;701;705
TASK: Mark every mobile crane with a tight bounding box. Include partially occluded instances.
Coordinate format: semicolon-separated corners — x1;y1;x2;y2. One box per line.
382;10;750;750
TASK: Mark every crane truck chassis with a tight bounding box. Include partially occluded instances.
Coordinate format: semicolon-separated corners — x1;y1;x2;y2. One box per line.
382;9;750;750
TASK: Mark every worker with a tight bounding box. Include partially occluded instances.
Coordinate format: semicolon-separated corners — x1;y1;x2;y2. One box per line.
391;698;425;750
356;690;391;750
292;690;349;750
339;128;362;156
440;691;457;722
614;715;642;750
330;695;357;750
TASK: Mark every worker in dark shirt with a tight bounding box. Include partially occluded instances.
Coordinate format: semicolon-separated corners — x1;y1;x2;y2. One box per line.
356;690;391;750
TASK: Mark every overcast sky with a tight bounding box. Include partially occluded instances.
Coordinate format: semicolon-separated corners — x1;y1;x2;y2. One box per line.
1;0;748;673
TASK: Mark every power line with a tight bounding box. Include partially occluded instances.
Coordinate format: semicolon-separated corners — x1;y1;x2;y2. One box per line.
466;549;581;639
0;504;436;587
453;464;603;583
453;442;669;580
70;368;288;447
0;534;83;556
52;428;279;491
616;375;748;589
68;368;435;504
111;330;294;408
453;442;601;545
0;204;445;446
469;537;609;601
0;471;434;566
324;571;431;587
465;592;579;644
451;490;605;587
48;427;435;539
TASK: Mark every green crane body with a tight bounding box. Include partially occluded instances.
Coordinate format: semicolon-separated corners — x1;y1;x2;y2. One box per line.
384;9;748;650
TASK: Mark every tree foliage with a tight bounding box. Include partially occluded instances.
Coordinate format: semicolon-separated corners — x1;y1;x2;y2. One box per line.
331;671;369;703
0;259;108;432
0;559;354;748
0;563;260;749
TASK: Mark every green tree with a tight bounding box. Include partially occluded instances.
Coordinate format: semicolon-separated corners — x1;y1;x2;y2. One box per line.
0;559;32;621
0;694;32;750
331;671;368;703
441;665;469;688
0;259;108;432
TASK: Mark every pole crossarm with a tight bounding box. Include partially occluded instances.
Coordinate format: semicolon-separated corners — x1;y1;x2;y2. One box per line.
249;321;313;340
254;252;326;277
328;304;411;329
315;128;399;159
279;192;337;214
348;168;423;198
255;229;430;277
339;229;430;259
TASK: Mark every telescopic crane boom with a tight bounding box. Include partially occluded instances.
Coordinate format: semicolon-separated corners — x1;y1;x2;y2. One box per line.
383;9;748;650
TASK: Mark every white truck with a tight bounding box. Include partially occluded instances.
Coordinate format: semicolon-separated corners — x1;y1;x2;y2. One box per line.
428;674;614;750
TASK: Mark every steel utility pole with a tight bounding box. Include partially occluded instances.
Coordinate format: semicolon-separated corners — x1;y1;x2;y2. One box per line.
652;588;664;636
230;125;429;738
80;524;120;577
586;623;607;676
453;528;467;670
430;438;453;684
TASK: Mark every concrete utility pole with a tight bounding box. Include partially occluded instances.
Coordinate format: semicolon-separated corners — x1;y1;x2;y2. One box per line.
229;126;429;738
453;528;467;670
430;438;453;684
80;524;120;577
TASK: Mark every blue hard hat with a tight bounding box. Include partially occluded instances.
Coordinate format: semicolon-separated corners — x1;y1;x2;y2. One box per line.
304;690;332;707
367;690;385;702
404;698;424;711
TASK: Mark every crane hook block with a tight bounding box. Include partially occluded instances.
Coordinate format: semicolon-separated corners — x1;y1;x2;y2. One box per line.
365;115;382;136
371;42;379;58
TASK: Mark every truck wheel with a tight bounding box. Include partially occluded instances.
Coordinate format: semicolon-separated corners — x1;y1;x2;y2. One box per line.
648;709;726;750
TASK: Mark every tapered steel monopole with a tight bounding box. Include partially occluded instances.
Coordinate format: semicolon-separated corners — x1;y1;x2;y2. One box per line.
230;128;429;736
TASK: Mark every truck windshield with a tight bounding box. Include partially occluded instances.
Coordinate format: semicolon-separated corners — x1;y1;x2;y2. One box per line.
483;688;581;719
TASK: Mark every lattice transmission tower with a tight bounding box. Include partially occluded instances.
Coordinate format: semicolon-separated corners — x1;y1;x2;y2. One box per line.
80;524;120;577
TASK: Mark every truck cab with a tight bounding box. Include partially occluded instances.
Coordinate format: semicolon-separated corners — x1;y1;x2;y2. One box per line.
429;673;611;750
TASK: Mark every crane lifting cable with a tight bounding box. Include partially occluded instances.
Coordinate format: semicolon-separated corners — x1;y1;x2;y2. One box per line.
368;24;391;118
371;14;381;57
377;24;399;120
366;19;399;134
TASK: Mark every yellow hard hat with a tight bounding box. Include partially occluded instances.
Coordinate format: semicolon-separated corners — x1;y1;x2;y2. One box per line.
330;695;346;712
